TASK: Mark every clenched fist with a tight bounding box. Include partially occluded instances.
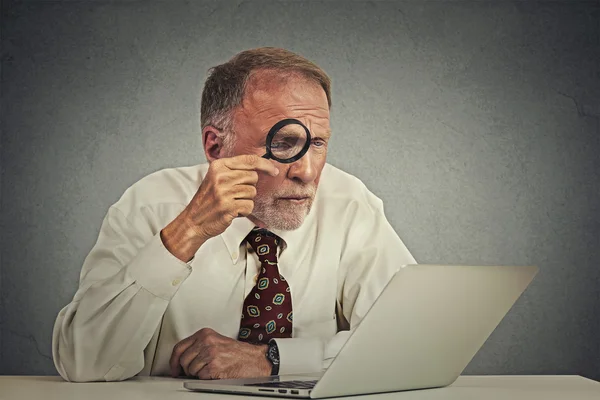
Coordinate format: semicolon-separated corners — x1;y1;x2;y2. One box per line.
161;154;279;262
170;328;271;380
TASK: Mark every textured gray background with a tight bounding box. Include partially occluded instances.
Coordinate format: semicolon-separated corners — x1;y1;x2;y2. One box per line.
1;0;599;380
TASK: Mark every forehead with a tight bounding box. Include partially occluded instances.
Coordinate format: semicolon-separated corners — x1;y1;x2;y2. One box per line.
233;71;330;138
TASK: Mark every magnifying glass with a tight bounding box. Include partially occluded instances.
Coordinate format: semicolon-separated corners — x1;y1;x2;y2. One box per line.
262;118;311;163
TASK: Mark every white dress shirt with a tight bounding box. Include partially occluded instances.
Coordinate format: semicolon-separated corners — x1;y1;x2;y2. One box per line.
52;162;416;382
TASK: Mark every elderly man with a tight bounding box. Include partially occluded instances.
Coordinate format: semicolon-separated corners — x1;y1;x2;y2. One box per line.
52;47;416;382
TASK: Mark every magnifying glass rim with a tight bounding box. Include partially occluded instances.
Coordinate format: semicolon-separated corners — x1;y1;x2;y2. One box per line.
263;118;312;164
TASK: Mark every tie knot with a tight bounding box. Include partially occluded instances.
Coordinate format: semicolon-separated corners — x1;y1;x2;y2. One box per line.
245;228;280;263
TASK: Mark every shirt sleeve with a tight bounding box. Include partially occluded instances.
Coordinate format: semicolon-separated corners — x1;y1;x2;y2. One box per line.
52;206;192;382
273;194;416;375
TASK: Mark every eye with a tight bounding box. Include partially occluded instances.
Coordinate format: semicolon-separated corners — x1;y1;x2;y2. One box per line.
271;141;293;150
311;139;326;147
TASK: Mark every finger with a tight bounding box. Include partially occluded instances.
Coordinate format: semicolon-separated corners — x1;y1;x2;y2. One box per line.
170;337;196;377
234;199;254;217
230;184;257;200
223;155;280;176
172;364;184;379
197;363;215;380
212;170;259;187
188;354;212;378
179;342;209;376
227;170;260;186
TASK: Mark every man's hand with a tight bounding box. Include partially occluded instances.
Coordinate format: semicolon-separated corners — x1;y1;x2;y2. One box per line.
161;155;279;262
169;328;272;380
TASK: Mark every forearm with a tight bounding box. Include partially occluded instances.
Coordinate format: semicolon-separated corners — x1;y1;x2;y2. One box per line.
52;233;192;382
53;273;167;382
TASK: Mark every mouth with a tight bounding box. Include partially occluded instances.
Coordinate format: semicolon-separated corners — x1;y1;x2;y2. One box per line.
278;196;310;203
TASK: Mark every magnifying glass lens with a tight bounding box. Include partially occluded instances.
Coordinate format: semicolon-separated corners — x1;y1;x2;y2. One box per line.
270;125;308;160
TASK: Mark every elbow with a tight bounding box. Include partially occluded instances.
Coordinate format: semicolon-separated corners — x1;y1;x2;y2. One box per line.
53;350;106;383
54;346;141;382
58;370;104;383
54;348;138;382
54;358;135;382
52;323;130;382
53;330;99;382
52;338;114;382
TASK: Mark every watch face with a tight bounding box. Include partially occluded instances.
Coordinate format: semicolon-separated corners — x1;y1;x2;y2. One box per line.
268;344;280;365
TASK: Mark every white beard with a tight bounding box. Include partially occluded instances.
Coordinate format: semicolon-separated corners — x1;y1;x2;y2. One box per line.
251;186;316;231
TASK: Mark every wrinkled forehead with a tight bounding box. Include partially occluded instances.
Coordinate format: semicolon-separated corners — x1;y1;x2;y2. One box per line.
233;74;330;139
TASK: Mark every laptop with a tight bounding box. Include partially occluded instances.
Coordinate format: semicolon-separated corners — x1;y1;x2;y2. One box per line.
184;264;538;398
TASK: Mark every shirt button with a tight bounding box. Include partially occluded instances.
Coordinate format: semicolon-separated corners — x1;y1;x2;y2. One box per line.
232;252;239;259
172;278;181;286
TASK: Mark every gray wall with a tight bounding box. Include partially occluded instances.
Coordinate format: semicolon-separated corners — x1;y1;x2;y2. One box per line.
1;0;599;380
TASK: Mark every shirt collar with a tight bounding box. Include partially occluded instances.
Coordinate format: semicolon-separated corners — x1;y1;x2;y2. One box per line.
219;209;316;263
220;217;256;263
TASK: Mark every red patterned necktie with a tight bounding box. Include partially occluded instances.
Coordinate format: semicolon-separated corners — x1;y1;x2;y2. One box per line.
238;228;293;344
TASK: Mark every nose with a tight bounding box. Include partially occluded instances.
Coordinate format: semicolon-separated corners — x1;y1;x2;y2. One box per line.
287;148;317;184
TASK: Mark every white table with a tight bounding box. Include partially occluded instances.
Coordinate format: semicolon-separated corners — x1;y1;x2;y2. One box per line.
1;375;599;400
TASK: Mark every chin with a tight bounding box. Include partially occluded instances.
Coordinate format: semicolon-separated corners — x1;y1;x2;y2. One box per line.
253;202;312;231
260;213;306;231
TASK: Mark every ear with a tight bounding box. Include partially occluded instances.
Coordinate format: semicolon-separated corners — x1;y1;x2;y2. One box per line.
203;126;226;162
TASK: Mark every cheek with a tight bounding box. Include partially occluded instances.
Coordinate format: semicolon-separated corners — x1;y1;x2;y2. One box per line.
313;157;327;185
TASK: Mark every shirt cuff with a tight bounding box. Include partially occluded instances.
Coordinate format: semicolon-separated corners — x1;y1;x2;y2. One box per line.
271;337;324;375
126;232;192;300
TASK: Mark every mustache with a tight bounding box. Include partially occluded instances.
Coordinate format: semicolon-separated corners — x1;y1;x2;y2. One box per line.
273;185;317;198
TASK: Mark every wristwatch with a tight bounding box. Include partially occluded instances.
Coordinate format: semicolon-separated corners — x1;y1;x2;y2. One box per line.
266;340;280;375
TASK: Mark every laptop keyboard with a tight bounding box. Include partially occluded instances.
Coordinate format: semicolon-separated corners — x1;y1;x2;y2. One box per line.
245;380;318;389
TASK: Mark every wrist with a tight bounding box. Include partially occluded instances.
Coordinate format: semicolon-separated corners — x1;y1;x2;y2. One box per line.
250;344;271;376
161;212;207;262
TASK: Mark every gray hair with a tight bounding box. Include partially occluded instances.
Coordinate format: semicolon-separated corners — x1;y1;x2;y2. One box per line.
200;47;332;151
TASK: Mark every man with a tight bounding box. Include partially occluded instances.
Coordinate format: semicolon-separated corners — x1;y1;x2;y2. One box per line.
52;47;416;382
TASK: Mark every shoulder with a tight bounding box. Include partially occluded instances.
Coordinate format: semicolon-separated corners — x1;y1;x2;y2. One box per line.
110;163;209;218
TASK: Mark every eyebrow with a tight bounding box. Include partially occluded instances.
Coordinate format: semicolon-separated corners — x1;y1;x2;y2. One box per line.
316;128;332;139
277;126;305;135
275;126;332;138
262;125;332;140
